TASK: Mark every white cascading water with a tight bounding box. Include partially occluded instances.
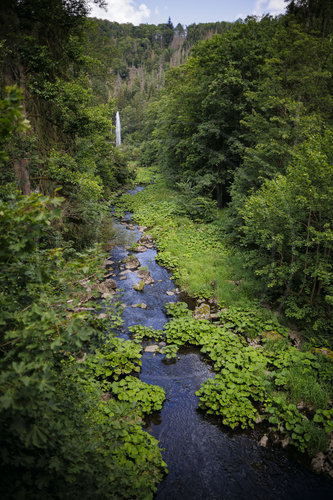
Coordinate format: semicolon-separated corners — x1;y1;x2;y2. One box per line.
116;111;121;146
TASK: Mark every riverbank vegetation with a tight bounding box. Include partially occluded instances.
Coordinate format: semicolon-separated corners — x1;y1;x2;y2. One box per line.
115;169;333;475
0;1;172;496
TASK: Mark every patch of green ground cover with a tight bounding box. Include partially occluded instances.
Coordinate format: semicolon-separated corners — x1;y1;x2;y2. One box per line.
115;175;258;303
134;165;158;184
162;302;333;457
111;376;166;414
60;357;167;498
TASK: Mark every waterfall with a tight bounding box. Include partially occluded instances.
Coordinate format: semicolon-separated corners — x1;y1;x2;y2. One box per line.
116;111;121;146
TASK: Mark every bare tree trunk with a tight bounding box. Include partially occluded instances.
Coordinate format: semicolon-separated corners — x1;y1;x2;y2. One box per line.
216;183;223;209
13;158;31;195
13;63;31;195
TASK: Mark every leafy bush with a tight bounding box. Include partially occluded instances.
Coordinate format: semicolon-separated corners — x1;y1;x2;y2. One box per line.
85;336;142;382
129;324;164;342
111;376;166;414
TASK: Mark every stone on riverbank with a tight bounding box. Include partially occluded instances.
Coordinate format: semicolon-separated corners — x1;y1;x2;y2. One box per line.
194;303;210;320
137;234;154;248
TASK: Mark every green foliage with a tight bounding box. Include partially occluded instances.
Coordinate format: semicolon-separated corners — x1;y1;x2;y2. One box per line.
111;376;166;414
165;301;192;318
85;336;142;382
0;194;166;498
313;409;333;434
241;129;333;332
265;393;328;454
218;305;289;339
164;316;215;346
196;376;261;429
0;86;30;164
129;324;164;342
160;344;179;360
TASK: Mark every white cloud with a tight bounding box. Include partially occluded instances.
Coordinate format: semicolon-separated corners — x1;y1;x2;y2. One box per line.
253;0;286;17
89;0;151;24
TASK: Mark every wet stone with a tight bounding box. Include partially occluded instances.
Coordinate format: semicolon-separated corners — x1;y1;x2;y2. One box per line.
145;345;159;353
134;245;148;253
259;435;269;447
125;256;140;270
137;269;154;285
133;280;145;291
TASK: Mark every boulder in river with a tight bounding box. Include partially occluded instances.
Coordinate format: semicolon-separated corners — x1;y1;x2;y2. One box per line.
259;435;269;447
311;452;325;473
134;245;148;253
145;345;159;353
124;255;140;270
137;269;154;285
133;280;145;291
137;234;154;248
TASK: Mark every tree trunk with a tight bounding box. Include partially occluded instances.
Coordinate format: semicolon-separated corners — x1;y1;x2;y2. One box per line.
216;183;223;209
13;63;31;195
13;158;31;195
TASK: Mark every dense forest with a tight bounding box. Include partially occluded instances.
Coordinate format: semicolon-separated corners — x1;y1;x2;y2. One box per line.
0;0;333;497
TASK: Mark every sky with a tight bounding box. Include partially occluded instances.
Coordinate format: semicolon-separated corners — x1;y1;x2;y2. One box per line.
88;0;287;26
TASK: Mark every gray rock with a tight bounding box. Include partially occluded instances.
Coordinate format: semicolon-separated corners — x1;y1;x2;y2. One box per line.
137;234;154;247
311;452;325;473
104;278;117;290
119;276;127;280
134;245;147;252
166;291;175;296
145;345;159;353
125;256;140;270
281;437;290;449
133;280;145;291
137;269;154;285
259;435;269;447
194;303;210;320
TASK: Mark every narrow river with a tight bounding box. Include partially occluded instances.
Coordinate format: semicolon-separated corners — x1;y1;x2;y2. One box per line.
109;187;332;500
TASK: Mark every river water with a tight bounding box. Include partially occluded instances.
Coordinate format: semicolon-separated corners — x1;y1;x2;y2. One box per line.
109;188;332;500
